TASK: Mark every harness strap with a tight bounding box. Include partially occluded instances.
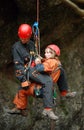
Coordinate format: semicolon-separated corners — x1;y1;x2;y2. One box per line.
51;65;62;74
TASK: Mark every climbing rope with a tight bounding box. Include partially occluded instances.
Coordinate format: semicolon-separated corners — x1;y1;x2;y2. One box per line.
32;0;40;55
37;0;39;23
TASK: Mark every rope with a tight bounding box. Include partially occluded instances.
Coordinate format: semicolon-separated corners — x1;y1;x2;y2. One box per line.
36;0;40;55
32;0;40;55
37;0;39;23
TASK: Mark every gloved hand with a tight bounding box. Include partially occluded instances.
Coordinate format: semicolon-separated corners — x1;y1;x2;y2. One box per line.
21;81;31;90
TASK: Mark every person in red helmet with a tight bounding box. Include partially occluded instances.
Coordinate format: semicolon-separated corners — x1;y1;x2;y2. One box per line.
8;24;59;120
11;24;35;87
29;44;76;99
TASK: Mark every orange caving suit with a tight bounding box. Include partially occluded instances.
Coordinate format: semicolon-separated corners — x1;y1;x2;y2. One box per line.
42;58;61;83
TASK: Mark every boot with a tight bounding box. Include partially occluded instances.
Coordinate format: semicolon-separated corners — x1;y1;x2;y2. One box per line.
65;91;77;98
7;107;28;116
42;109;59;120
7;107;21;114
21;109;28;116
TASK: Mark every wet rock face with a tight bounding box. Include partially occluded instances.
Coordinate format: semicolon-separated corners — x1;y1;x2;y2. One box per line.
0;0;84;130
0;71;84;130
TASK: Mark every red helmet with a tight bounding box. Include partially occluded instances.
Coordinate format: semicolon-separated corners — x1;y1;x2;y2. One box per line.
47;44;60;56
18;24;32;39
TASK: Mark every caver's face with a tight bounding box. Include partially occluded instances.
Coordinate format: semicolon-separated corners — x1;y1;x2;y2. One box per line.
20;38;30;44
45;48;56;59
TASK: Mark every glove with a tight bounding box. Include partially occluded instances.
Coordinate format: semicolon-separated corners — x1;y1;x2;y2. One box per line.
21;80;31;88
21;81;31;90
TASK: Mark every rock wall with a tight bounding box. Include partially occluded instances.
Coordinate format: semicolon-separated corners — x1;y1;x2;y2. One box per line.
0;0;84;130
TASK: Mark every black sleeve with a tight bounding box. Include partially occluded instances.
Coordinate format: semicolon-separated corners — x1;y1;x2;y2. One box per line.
12;45;27;82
